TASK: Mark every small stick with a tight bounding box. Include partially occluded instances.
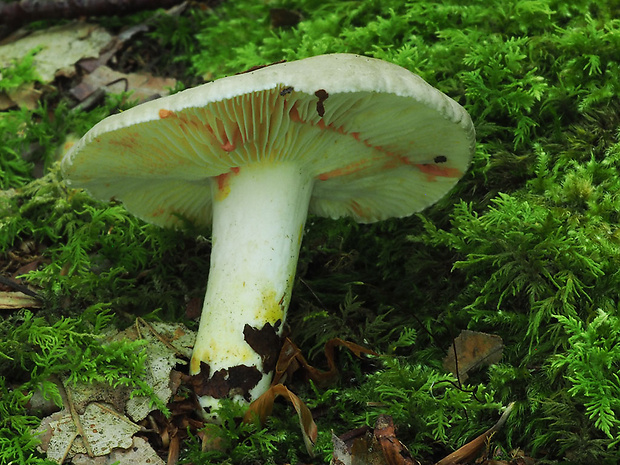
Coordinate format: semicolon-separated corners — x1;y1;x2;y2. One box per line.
435;402;515;465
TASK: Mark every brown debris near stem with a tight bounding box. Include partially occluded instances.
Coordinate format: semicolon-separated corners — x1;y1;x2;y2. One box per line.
244;383;318;456
273;337;378;386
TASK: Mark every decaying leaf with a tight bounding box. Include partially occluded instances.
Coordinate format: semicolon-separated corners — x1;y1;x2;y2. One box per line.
0;81;42;110
69;65;177;103
0;22;112;83
36;403;141;462
443;330;503;382
0;290;41;309
121;320;194;421
331;415;416;465
72;436;165;465
244;383;318;456
274;337;378;386
35;321;196;463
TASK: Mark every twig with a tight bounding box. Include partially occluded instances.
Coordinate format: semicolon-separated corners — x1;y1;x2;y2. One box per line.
435;402;516;465
0;0;185;26
0;274;42;299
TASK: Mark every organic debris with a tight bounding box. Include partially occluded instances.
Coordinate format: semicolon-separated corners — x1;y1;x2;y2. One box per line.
244;383;318;456
273;337;378;386
0;0;187;28
0;23;112;84
435;403;515;465
34;320;196;464
332;415;417;465
443;330;504;382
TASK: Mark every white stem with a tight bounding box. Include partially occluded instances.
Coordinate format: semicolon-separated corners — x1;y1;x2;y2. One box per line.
190;162;313;415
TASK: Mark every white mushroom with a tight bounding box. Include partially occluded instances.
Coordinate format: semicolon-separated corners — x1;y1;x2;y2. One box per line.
61;53;475;418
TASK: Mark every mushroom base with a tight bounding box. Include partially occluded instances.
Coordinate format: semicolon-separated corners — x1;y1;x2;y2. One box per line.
190;161;313;418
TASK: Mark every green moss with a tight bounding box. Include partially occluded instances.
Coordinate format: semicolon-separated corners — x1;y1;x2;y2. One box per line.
0;306;158;464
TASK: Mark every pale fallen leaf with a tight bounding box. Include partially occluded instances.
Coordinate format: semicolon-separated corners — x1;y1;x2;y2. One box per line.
0;290;41;309
35;322;195;463
70;65;177;103
37;403;141;462
0;22;112;83
72;436;165;465
443;330;503;382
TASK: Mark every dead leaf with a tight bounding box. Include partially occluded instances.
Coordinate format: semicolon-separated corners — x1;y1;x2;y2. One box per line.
273;337;378;386
0;22;112;83
72;436;165;465
0;82;42;109
244;383;318;456
374;415;416;465
332;432;386;465
69;65;176;103
331;415;417;465
443;330;503;382
34;321;196;463
36;403;141;462
0;290;41;309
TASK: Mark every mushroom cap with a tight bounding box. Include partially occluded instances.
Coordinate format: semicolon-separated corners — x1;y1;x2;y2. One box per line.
61;53;475;227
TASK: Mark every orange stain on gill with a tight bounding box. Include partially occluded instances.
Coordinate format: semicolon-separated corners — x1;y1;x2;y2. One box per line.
214;167;241;202
350;200;372;220
221;140;235;152
151;207;166;217
159;109;174;119
413;164;462;180
287;103;461;182
318;159;372;181
108;132;138;149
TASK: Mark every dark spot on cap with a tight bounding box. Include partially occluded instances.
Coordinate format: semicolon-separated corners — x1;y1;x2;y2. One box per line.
315;89;329;117
280;86;294;96
434;155;447;163
244;322;283;374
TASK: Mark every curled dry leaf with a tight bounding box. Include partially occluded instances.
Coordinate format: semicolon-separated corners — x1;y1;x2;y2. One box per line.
273;337;378;386
243;384;318;457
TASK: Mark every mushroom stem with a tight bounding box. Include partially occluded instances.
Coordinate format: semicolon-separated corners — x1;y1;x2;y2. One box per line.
190;161;313;416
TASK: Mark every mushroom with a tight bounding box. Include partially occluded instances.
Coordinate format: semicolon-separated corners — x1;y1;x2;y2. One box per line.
61;53;475;417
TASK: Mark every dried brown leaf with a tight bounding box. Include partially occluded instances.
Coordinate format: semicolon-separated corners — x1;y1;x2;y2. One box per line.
273;337;377;386
443;330;503;382
244;383;318;456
